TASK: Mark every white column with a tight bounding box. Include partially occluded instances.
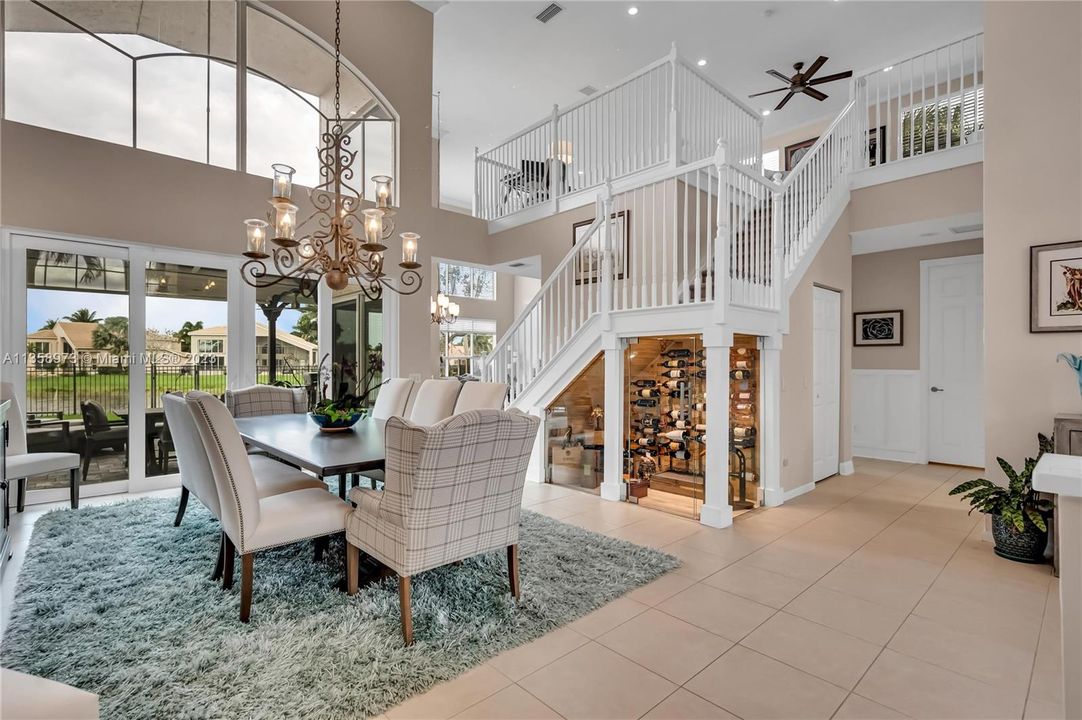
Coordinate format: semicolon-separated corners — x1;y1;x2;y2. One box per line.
600;334;625;502
126;250;147;489
760;334;784;507
1033;454;1082;720
525;404;546;485
700;326;733;528
228;266;257;390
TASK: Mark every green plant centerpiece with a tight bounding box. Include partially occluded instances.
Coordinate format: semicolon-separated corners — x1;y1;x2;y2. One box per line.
310;345;385;433
949;433;1054;563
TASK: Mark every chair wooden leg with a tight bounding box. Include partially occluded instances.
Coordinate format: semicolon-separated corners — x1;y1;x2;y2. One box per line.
16;478;26;513
507;544;520;601
222;536;236;590
399;575;413;646
173;486;189;526
69;467;81;509
346;542;360;595
211;532;225;582
240;554;254;623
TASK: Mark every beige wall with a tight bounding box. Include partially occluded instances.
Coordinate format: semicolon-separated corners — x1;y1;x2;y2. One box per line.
487;204;598;279
849;163;983;233
984;2;1082;471
763;117;834;167
781;208;853;492
0;1;491;380
852;239;983;370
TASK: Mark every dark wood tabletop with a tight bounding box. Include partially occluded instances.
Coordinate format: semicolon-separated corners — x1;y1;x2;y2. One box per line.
234;413;386;477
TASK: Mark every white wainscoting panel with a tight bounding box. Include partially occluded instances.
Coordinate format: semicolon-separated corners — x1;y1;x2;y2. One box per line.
851;370;924;463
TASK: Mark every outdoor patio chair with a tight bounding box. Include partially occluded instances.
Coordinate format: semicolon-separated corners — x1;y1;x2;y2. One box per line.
79;400;128;483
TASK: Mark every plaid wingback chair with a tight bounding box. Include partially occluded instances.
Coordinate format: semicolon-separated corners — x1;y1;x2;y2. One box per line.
224;385;306;418
345;408;540;645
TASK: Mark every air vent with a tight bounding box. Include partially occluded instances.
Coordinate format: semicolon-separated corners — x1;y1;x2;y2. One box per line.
949;223;983;234
919;232;939;238
536;3;563;23
508;262;526;268
578;85;598;97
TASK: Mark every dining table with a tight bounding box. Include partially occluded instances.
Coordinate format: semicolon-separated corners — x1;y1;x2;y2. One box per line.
234;413;387;497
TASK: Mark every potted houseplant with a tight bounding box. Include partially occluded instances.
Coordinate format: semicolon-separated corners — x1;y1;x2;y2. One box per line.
309;345;385;432
949;433;1054;563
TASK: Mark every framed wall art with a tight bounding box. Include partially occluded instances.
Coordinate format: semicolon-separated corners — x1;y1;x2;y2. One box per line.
572;210;630;285
1031;240;1082;333
853;310;904;346
784;137;818;171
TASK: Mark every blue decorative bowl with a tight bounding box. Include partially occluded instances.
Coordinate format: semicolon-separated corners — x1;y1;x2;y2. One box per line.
309;411;364;433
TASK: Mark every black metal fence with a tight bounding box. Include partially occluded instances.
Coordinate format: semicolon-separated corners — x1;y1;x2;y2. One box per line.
24;363;319;417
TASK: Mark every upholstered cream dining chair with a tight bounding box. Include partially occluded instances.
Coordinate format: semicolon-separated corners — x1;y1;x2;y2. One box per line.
186;391;351;621
370;378;415;420
406;378;463;425
1;382;81;511
453;381;508;413
345;409;540;645
224;384;307;418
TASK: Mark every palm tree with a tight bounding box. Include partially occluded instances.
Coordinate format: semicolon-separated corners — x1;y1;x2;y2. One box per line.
293;307;318;344
92;316;129;365
173;320;204;353
64;308;100;323
39;318;58;331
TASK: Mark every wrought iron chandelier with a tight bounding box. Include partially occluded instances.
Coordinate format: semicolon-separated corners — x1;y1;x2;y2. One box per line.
431;292;459;326
241;0;421;300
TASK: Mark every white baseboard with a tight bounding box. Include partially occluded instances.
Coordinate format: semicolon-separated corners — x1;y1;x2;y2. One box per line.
600;481;624;502
839;460;855;476
852;447;924;464
699;503;733;529
762;486;784;507
782;481;816;502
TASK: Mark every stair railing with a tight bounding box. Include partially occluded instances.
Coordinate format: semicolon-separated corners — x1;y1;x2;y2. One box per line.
474;47;761;222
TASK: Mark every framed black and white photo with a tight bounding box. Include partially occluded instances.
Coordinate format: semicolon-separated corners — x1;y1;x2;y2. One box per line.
853;310;904;346
572;210;630;285
1031;240;1082;333
867;125;887;166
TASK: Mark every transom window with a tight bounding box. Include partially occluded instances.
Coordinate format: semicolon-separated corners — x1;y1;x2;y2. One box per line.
3;0;396;197
438;262;496;301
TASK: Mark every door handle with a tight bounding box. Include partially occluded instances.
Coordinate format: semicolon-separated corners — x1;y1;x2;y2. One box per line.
930;386;944;392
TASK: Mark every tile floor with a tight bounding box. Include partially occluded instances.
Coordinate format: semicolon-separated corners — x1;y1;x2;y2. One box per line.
0;459;1065;719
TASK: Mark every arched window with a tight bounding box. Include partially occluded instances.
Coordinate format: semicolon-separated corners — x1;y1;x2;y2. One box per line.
3;0;397;198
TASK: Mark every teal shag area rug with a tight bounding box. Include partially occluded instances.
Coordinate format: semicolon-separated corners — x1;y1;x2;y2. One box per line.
1;498;679;719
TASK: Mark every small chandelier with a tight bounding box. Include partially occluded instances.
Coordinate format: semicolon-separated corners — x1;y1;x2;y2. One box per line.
241;0;422;301
431;293;459;326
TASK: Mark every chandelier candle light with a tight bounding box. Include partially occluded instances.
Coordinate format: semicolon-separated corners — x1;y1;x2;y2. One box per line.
240;0;422;300
431;292;459;326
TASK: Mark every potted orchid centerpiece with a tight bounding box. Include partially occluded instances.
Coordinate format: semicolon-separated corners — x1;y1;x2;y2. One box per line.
310;344;385;432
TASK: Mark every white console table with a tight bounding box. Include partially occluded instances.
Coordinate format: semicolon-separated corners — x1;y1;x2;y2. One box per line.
1034;453;1082;720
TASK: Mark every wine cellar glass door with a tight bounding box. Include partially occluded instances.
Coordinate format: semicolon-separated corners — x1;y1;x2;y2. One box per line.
624;336;705;521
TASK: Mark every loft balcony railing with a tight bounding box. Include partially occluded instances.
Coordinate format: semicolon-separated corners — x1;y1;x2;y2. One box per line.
853;32;984;170
473;46;762;222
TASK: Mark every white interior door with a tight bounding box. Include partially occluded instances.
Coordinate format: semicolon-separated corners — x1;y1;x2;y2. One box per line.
925;255;984;467
813;287;841;482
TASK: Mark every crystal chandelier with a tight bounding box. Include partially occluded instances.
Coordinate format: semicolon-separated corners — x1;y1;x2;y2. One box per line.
430;292;459;326
241;0;421;300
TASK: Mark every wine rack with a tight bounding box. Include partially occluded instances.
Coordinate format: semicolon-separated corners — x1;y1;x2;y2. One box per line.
729;341;759;510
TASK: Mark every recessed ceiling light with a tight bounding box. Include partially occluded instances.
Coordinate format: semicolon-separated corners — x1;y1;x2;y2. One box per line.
883;65;894;72
697;58;707;67
627;6;638;15
761;109;771;116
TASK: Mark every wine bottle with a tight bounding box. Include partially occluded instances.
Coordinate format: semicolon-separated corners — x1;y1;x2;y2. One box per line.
659;359;686;369
661;429;689;442
631;379;657;388
663;379;688;390
689;359;706;369
634;388;658;398
670;449;692;460
733;347;749;356
633;416;660;429
662;369;686;379
663;348;692;359
731;425;757;438
667;409;688;420
734;359;751;369
696;348;705;358
633;398;658;408
731;391;752;401
730;369;752;380
666;441;685;451
634;436;656;446
694;369;707;379
674;422;707;431
691;402;706;412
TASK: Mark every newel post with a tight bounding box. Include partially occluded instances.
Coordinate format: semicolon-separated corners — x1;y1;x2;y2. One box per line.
713;140;730;324
668;42;680;168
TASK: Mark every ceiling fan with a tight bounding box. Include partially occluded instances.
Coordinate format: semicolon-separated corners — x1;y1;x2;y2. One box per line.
750;56;853;111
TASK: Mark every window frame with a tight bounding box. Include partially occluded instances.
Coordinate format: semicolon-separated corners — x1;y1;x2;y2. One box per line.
437;261;497;301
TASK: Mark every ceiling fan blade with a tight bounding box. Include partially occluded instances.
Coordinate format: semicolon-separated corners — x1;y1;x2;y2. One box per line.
767;69;793;85
749;87;791;97
775;91;796;111
805;87;829;101
802;55;828;81
808;70;854;86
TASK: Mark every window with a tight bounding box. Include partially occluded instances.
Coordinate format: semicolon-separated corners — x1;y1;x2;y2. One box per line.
27;341;50;354
762;150;781;173
197;339;224;354
900;86;984;158
439;319;496;378
3;0;395;188
439;262;496;300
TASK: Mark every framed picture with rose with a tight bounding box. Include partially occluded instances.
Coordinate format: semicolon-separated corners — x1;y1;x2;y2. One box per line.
853;310;904;346
1031;240;1082;333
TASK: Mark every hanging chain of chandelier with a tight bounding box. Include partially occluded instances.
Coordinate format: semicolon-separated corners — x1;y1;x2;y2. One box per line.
241;0;421;301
